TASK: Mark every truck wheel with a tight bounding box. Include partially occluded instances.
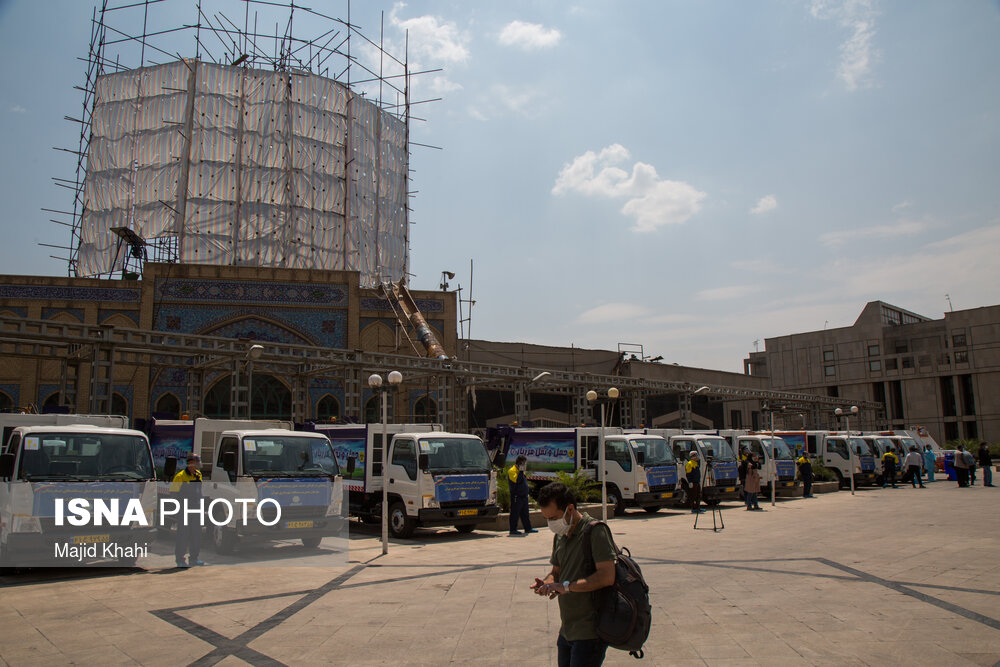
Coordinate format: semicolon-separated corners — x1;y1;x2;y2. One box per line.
301;536;322;549
705;498;720;507
389;501;416;539
675;486;690;508
606;487;625;517
643;506;662;514
455;524;476;534
212;526;237;554
833;470;846;489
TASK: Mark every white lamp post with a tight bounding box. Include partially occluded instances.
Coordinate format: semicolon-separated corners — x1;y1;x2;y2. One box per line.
835;405;859;496
587;387;619;522
370;370;403;555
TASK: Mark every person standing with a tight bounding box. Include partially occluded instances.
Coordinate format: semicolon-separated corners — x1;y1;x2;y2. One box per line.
744;453;762;510
738;446;749;504
923;445;936;483
685;451;702;514
171;453;205;568
530;482;616;667
797;452;814;498
903;446;926;488
508;455;536;535
978;442;994;487
969;447;978;486
881;448;899;488
953;443;970;487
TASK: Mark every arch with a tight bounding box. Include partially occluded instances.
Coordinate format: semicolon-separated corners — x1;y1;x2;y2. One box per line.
413;395;438;424
364;395;382;424
316;393;340;421
155;392;181;418
204;315;312;346
360;321;397;353
0;391;13;412
204;373;291;420
111;392;129;417
101;313;138;329
43;392;63;409
48;311;82;324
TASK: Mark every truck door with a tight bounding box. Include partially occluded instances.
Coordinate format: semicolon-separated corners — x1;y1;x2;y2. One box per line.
824;437;850;476
212;436;240;483
603;438;634;499
387;438;419;516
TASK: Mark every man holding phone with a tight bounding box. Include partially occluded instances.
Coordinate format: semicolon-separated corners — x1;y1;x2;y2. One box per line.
530;482;616;666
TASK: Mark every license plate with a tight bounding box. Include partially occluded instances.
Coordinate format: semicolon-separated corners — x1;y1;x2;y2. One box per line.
73;534;109;544
286;520;314;529
785;482;795;487
725;487;735;493
457;509;478;517
660;492;673;499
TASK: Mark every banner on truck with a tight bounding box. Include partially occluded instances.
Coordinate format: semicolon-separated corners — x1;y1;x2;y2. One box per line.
433;474;489;503
506;437;575;474
149;423;193;471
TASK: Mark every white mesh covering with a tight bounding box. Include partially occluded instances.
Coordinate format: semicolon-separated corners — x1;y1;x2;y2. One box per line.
78;60;408;285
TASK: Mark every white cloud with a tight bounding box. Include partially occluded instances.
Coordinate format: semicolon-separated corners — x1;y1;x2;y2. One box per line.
498;21;562;50
891;201;912;214
576;302;649;324
467;106;488;121
695;285;760;301
750;195;777;215
820;219;928;248
490;83;540;117
9;105;26;114
390;4;470;64
810;0;879;91
551;144;706;232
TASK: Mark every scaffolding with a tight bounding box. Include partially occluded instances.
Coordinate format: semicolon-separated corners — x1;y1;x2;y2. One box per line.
52;0;431;286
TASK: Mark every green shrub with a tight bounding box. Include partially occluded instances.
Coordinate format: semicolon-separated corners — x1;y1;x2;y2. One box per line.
496;466;511;512
810;459;837;482
553;468;601;503
947;438;1000;457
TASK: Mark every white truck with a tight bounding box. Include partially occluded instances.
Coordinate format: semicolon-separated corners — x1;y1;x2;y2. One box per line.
773;431;876;489
664;433;742;506
201;428;345;553
1;414;130;456
736;434;799;495
312;424;499;538
601;433;679;514
0;424;156;566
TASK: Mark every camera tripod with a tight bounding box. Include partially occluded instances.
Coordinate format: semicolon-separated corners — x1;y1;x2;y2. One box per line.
693;457;725;532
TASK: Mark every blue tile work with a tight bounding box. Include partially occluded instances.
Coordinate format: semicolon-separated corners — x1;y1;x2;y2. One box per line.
360;297;444;313
0;307;28;318
408;389;439;415
99;309;140;326
310;378;345;419
0;285;139;303
154;307;346;347
0;384;20;407
113;385;134;420
42;308;86;322
38;384;61;405
156;278;348;306
151;369;188;414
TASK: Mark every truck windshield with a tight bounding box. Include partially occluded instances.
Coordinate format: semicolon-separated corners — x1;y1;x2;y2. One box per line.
899;437;917;451
422;437;490;473
850;438;872;456
873;438;893;454
631;438;675;466
242;436;340;477
759;438;794;460
700;437;736;462
17;432;154;481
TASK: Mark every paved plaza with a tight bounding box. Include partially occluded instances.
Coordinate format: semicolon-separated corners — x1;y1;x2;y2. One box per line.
1;480;999;666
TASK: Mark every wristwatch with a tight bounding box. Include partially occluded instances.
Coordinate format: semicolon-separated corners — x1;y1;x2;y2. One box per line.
562;580;571;592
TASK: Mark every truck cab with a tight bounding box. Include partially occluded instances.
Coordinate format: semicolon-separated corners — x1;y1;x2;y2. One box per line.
603;434;678;514
669;434;741;506
206;428;345;553
861;435;897;483
0;424;156;566
382;432;499;538
819;433;876;488
736;434;799;495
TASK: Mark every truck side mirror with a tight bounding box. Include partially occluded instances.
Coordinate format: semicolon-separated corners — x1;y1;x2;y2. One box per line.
418;453;429;471
222;451;237;472
346;457;356;475
635;451;645;465
0;452;14;479
163;456;178;481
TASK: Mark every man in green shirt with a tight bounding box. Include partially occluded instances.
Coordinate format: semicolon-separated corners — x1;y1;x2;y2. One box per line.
531;482;616;666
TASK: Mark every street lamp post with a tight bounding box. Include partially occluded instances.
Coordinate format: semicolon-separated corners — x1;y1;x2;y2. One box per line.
587;387;619;522
526;371;552;425
369;370;403;555
835;406;859;496
245;344;263;420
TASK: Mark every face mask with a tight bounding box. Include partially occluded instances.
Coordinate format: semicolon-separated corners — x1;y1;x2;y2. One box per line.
547;507;572;536
518;464;526;472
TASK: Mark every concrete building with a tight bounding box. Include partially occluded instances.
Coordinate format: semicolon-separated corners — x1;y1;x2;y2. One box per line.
745;301;1000;445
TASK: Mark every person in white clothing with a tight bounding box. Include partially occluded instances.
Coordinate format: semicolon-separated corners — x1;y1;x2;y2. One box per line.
903;446;925;488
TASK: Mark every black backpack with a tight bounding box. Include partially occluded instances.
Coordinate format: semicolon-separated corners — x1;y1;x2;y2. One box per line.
581;521;652;659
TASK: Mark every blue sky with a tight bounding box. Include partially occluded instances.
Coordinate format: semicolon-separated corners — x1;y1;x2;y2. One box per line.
1;1;998;371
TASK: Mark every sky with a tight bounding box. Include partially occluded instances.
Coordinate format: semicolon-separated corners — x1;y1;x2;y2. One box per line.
1;1;999;372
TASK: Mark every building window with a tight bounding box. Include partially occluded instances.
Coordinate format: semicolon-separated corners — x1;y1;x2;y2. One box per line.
316;394;341;421
964;421;978;440
824;365;835;376
894;340;909;354
952;334;967;347
154;393;181;418
869;360;881;372
944;422;959;442
959;374;975;415
885;358;898;371
955;350;969;364
111;392;128;417
413;396;438;423
823;350;835;362
868;344;880;357
901;357;914;369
